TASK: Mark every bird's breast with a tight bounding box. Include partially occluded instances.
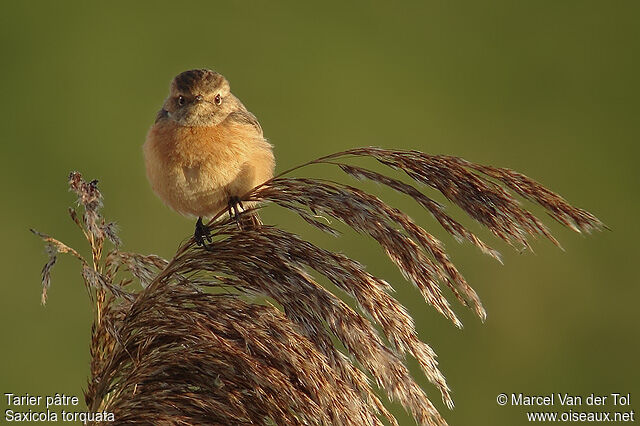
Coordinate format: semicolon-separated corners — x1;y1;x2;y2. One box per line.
143;119;272;217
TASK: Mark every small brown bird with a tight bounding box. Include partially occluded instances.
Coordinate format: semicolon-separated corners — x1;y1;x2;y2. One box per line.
143;69;275;245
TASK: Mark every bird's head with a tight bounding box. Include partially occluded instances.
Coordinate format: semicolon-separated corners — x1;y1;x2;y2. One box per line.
160;69;242;126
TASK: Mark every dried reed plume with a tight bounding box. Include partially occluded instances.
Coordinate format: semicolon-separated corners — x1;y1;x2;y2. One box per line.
32;148;603;426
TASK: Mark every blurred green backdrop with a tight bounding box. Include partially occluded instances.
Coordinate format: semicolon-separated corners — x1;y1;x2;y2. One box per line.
1;1;638;425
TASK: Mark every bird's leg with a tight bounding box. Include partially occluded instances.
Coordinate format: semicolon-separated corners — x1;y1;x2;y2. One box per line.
228;196;244;228
194;217;212;247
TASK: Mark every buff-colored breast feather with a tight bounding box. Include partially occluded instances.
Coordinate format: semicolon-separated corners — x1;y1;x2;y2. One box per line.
144;119;274;218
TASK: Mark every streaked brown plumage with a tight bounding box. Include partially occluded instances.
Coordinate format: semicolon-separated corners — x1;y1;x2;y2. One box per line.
143;69;274;241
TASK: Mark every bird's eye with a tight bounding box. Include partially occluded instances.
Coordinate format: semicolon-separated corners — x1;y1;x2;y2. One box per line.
214;94;222;105
177;95;185;106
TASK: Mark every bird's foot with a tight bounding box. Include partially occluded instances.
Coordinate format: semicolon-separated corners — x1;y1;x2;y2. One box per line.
228;196;244;229
194;217;212;247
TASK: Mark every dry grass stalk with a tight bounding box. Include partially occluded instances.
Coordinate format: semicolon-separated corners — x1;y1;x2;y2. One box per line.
32;148;603;426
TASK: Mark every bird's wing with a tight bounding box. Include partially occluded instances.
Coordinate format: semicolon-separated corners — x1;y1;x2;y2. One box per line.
155;108;169;123
226;110;264;136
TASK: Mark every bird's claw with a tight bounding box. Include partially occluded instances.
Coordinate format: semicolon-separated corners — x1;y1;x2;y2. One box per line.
228;196;244;228
194;217;212;247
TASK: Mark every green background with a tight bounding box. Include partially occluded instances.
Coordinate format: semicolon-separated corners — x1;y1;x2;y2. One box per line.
1;2;638;425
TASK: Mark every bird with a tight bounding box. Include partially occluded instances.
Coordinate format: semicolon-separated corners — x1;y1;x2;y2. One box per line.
143;69;275;246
